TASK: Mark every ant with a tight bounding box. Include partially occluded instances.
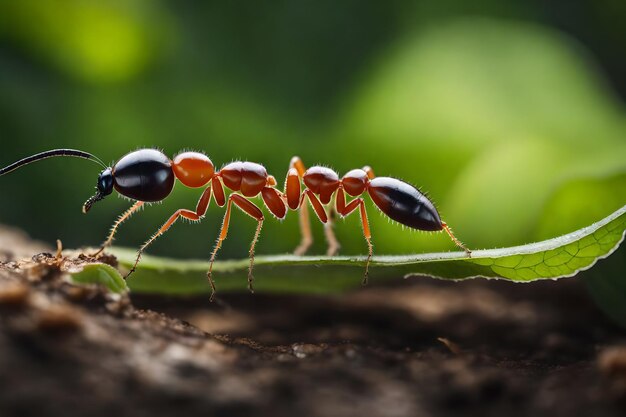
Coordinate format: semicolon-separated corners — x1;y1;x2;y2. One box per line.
0;148;471;300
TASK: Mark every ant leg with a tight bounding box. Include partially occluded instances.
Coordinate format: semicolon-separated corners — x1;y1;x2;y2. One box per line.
324;207;340;256
362;165;375;179
91;201;144;256
294;203;312;256
285;167;301;210
286;157;313;255
358;201;373;285
208;194;264;301
292;189;328;255
441;221;472;257
127;185;212;277
261;186;287;219
290;156;307;177
212;176;226;207
248;219;263;293
300;189;328;223
336;187;373;284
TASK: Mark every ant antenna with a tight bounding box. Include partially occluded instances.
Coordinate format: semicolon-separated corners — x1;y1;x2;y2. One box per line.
0;149;106;176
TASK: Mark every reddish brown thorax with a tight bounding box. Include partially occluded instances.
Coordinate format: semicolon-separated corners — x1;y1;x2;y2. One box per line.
303;166;340;204
220;161;269;197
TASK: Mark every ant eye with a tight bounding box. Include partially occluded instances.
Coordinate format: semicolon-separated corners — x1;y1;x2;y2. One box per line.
97;168;114;196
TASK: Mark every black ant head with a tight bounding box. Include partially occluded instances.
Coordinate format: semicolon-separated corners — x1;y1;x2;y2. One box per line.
83;167;114;213
97;167;114;196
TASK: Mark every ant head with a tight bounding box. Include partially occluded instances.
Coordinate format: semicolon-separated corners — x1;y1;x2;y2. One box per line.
97;167;114;196
83;167;114;213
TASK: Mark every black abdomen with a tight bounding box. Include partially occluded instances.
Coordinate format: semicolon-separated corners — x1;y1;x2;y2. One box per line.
367;177;442;231
113;149;175;202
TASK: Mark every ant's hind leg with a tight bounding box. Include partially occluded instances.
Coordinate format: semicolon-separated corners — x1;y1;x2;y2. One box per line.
91;201;144;257
208;194;264;301
336;187;373;284
359;203;374;285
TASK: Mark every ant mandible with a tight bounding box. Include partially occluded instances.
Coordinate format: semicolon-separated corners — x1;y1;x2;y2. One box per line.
0;148;471;300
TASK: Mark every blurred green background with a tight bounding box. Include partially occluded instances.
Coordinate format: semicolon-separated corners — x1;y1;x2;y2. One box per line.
0;0;624;263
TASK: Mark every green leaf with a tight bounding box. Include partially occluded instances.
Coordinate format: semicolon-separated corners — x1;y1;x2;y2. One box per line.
111;205;626;295
69;263;128;294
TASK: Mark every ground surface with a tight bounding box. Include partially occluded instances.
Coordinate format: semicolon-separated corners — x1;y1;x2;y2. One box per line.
1;225;626;417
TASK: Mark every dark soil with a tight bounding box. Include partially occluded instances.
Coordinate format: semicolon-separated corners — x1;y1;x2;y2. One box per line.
1;225;625;417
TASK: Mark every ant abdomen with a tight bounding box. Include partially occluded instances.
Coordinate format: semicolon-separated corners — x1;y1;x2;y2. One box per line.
113;149;175;202
367;177;442;232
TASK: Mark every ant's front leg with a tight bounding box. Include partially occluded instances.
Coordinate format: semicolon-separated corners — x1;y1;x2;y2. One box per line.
91;201;145;257
126;184;213;277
